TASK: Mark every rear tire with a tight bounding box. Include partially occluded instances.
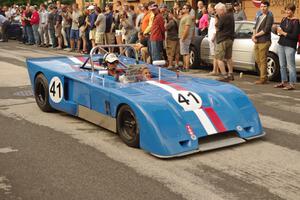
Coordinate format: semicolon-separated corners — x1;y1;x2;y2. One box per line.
267;52;280;81
190;45;200;69
117;105;140;148
34;74;54;112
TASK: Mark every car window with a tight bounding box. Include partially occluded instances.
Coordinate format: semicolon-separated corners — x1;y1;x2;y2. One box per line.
235;23;241;32
236;23;254;39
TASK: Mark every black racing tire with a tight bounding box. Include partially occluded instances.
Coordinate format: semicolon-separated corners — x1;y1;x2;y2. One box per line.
34;73;54;112
117;105;140;148
267;52;280;81
189;45;200;69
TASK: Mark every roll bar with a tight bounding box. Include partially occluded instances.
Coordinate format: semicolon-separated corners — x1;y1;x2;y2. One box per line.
88;44;139;73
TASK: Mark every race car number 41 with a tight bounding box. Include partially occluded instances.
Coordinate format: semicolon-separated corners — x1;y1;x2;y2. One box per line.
49;76;63;103
172;91;202;111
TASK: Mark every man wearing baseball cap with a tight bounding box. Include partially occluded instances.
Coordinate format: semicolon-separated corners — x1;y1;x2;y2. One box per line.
87;5;97;48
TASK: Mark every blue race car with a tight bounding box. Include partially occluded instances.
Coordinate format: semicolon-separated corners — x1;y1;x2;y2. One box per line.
26;45;265;158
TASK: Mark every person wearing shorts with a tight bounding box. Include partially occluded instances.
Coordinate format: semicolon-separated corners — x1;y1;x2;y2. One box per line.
95;7;106;46
178;4;194;71
215;39;233;60
55;10;63;49
69;3;81;51
87;5;97;48
215;3;235;82
104;4;115;52
70;29;79;40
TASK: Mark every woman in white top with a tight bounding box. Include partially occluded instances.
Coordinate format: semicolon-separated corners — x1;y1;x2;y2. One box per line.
207;3;219;76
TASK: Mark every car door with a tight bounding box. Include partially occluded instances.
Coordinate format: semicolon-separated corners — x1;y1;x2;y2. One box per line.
200;36;211;64
232;22;256;71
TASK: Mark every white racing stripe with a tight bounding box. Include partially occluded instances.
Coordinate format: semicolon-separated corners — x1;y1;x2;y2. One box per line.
147;80;178;94
147;80;218;135
194;109;218;135
69;56;84;65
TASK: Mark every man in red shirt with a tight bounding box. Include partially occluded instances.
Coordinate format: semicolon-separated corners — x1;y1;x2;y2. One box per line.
30;6;40;45
149;3;165;62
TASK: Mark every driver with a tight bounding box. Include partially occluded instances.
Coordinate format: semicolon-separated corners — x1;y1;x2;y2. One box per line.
104;53;119;77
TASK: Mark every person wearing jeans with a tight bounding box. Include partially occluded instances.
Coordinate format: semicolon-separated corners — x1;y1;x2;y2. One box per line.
48;5;57;48
149;3;165;62
274;3;299;90
24;6;34;45
39;4;49;47
30;6;40;46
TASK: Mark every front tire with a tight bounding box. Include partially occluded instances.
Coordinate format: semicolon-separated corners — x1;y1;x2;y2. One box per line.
117;105;140;148
34;74;54;112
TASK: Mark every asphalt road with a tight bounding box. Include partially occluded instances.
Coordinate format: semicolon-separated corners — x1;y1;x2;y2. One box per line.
0;41;299;200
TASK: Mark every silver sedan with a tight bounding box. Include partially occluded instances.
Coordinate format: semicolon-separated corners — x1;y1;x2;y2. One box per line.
190;21;300;81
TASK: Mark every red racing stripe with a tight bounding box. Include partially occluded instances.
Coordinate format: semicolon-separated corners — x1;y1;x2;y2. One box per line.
158;80;186;91
202;107;227;133
156;80;227;134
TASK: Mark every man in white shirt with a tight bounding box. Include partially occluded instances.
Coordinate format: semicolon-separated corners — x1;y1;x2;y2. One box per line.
39;3;49;47
69;3;81;51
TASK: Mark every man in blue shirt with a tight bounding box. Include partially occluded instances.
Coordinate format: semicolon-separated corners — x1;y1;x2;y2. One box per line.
0;14;9;42
87;5;97;48
105;4;115;52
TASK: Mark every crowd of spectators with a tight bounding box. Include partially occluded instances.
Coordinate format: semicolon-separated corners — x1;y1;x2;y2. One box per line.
0;1;298;89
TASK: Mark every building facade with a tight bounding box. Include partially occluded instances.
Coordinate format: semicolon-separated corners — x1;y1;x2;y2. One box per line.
76;0;300;22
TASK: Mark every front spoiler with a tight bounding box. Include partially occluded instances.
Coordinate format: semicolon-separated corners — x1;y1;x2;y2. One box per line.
151;131;266;159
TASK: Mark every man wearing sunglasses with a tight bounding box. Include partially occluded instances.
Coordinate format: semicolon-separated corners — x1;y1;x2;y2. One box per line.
179;4;195;72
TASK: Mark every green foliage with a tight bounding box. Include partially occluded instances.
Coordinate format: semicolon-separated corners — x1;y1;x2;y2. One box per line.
1;0;75;6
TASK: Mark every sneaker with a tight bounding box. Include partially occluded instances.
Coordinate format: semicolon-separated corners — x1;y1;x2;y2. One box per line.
167;66;174;70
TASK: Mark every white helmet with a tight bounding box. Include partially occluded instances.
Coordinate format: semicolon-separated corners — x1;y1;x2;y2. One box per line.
104;53;119;63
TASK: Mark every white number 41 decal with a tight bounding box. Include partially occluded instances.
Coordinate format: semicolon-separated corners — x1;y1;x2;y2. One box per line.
172;91;202;111
49;76;63;103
